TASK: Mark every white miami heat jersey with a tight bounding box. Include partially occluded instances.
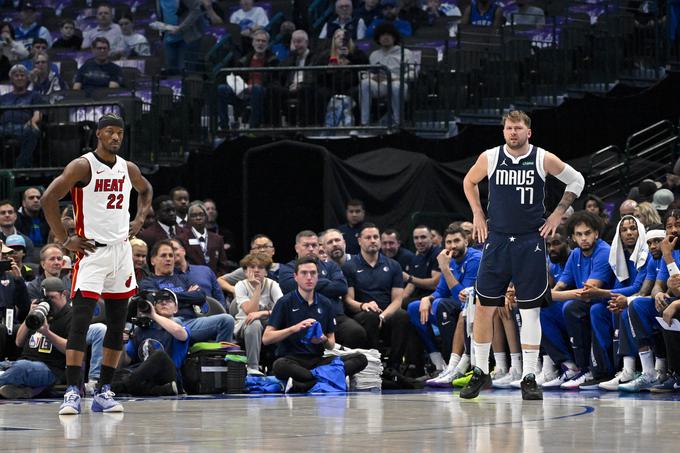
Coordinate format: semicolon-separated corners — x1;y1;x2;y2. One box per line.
71;152;132;244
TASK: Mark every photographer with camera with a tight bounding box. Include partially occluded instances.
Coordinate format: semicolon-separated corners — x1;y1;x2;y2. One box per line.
112;289;188;396
139;240;235;343
0;277;71;399
0;240;31;361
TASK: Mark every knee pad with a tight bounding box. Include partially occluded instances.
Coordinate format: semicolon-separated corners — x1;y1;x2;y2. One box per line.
102;300;129;351
519;307;542;346
67;293;98;352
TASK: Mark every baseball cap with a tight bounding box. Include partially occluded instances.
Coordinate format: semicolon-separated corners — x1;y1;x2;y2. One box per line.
652;188;674;211
41;277;66;292
5;234;26;249
154;289;178;305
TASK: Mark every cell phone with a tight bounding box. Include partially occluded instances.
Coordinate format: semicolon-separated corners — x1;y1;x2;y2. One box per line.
0;260;12;272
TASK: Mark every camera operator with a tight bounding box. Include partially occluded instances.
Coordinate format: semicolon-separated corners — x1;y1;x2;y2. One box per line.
0;277;71;399
139;240;235;343
113;289;187;396
0;241;30;361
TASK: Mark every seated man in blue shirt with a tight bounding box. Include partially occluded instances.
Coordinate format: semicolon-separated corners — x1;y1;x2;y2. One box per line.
401;225;442;305
139;240;235;344
72;37;122;94
169;238;226;308
279;230;366;349
264;256;368;393
406;226;481;380
0;64;44;168
381;228;415;272
549;212;615;390
116;289;188;396
342;223;412;371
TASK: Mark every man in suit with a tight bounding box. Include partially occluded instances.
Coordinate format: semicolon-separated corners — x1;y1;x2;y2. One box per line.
277;30;321;126
138;196;186;254
176;201;228;275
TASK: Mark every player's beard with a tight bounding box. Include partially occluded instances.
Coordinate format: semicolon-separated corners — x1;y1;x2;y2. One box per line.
506;136;527;150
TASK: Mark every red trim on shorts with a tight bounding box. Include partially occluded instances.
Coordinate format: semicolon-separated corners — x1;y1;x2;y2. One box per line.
77;290;101;300
102;288;138;300
70;186;85;237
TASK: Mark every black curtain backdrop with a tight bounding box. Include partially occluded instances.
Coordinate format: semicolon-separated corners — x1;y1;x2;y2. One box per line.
144;72;680;260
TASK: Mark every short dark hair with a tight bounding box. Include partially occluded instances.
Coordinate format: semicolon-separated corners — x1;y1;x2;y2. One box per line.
359;222;379;237
169;186;189;199
152;195;172;212
92;36;110;48
382;228;401;241
22;187;41;200
295;230;317;243
413;224;430;232
346;199;364;209
150;239;174;258
444;226;465;238
61;19;75;28
665;209;680;224
566;211;603;236
250;234;272;247
32;37;48;47
0;199;15;210
646;223;664;232
294;255;319;273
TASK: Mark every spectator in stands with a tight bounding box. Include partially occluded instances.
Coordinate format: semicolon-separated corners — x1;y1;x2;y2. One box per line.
176;201;228;275
52;20;83;50
153;0;205;73
201;0;225;26
203;198;233;250
319;0;367;40
216;30;278;130
504;0;545;26
279;230;366;349
401;225;442;304
234;252;282;374
14;3;52;51
140;240;235;343
218;234;281;296
381;228;415;270
314;28;368;129
0;65;43;168
130;237;151;281
0;277;70;399
5;234;36;282
170;238;225;307
356;0;383;26
118;13;151;58
81;4;125;58
431;228;443;247
138;195;186;254
365;0;414;39
0;200;35;260
170;186;190;227
72;37;122;93
1;23;30;80
338;199;366;255
264;256;368;393
230;0;270;38
461;0;504;27
653;189;675;218
343;224;411;370
400;0;429;32
422;0;462;36
279;30;321;126
619;199;638;218
0;240;30;361
28;51;66;95
359;22;414;127
321;228;352;267
26;243;71;301
15;187;48;254
271;20;295;61
636;201;662;229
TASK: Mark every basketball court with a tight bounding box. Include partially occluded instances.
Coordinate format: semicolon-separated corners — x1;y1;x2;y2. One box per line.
1;389;678;451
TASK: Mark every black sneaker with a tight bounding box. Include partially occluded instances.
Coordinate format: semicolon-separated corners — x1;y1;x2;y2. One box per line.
579;375;611;390
460;367;491;399
520;374;543;400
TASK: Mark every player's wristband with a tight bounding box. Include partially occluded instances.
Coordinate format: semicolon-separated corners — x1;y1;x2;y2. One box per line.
668;262;680;277
61;236;73;248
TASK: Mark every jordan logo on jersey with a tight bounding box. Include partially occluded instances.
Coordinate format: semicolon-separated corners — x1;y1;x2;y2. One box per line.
94;176;126;193
534;243;542;252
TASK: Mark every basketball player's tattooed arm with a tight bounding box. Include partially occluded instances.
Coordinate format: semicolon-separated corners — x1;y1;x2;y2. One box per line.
41;158;97;255
463;152;489;244
127;161;153;238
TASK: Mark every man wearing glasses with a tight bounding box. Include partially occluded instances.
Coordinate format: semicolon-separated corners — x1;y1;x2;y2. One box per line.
73;37;122;92
218;234;281;296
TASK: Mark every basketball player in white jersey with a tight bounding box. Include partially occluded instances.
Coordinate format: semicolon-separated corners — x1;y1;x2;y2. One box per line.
41;113;153;415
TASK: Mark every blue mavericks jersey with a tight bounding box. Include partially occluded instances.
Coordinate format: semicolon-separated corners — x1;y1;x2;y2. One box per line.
487;144;546;234
470;0;499;26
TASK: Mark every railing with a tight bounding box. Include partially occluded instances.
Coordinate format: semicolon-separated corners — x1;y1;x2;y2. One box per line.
586;145;626;200
623;120;679;191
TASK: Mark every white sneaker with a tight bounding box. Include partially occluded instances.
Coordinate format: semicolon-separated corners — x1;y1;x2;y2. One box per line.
425;367;458;387
247;367;265;376
493;367;522;388
543;368;581;389
599;369;637;391
560;370;592;389
490;367;508;380
536;368;558;386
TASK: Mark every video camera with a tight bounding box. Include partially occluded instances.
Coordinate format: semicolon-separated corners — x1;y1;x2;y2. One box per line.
128;289;177;329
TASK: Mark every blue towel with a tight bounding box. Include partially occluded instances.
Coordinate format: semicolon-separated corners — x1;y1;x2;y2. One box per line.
245;375;285;393
301;321;324;344
308;357;347;393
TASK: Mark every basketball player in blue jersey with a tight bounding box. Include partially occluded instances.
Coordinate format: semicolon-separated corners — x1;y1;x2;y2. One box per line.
460;110;584;400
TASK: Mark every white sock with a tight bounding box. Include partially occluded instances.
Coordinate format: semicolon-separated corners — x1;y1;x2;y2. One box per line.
429;351;446;371
623;356;636;375
473;342;491;374
655;358;667;374
563;361;578;372
470;346;476;368
448;353;461;371
639;350;655;376
542;355;556;374
454;354;470;374
522;349;539;377
494;352;507;372
510;353;522;370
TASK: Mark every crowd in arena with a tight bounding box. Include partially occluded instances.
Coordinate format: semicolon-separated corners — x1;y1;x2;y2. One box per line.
1;172;680;398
